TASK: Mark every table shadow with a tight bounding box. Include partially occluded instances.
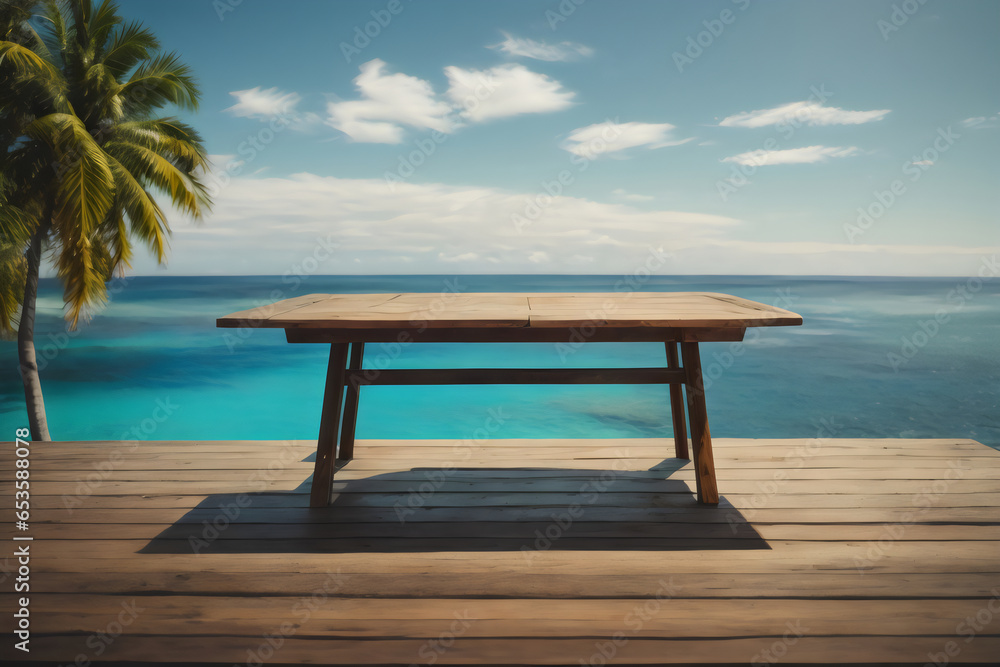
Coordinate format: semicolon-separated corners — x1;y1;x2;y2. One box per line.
139;456;768;554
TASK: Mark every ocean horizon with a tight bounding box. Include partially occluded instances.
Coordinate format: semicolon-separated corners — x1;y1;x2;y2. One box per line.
2;274;997;450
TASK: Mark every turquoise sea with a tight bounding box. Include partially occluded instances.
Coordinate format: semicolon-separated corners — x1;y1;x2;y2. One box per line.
1;275;998;449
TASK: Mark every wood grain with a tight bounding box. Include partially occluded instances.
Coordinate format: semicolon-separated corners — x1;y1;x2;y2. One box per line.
0;437;997;665
218;292;803;330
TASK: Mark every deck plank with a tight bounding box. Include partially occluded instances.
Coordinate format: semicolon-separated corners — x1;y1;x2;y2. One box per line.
12;636;1000;665
0;437;998;666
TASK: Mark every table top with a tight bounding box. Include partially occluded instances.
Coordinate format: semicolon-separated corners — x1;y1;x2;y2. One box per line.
218;292;802;330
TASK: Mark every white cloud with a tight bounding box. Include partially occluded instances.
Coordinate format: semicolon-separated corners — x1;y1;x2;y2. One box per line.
149;174;738;275
562;121;693;158
722;145;860;166
698;240;1000;276
324;59;575;141
326;59;454;143
223;87;321;132
439;251;479;262
446;64;574;123
528;251;551;263
911;159;934;166
117;173;999;277
612;188;654;202
224;87;301;119
488;32;593;61
961;113;999;129
207;154;244;171
710;240;1000;255
719;101;890;128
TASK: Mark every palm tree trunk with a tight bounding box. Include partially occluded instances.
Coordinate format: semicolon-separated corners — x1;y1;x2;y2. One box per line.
17;224;51;441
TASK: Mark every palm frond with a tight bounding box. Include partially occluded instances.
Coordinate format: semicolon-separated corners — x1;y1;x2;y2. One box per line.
0;139;34;335
83;60;122;120
0;0;55;65
110;117;209;172
0;236;28;335
87;0;120;60
99;206;133;273
0;190;36;246
106;151;168;263
25;112;115;240
87;220;117;278
0;38;63;81
54;218;106;328
0;39;69;116
1;0;41;44
1;141;58;209
119;51;199;113
101;18;156;79
105;139;203;218
39;0;66;60
18;18;54;62
0;0;38;32
69;0;90;51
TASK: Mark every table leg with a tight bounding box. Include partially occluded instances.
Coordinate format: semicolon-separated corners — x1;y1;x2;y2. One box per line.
311;342;350;508
665;342;689;460
338;342;365;460
680;342;720;505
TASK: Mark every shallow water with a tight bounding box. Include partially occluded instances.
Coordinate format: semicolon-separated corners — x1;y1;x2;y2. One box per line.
1;275;997;449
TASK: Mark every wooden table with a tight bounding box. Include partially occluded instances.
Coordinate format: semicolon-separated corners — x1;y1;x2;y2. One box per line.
218;292;802;507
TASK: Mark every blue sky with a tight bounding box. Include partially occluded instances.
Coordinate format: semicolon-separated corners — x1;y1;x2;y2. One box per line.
111;0;998;275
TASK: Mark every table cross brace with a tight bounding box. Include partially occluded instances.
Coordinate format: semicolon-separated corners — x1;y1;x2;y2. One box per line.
308;340;719;507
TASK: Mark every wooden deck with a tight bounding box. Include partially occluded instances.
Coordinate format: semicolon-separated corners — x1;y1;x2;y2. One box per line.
2;437;999;665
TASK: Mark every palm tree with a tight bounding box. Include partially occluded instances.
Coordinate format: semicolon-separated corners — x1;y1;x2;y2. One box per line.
1;0;211;440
